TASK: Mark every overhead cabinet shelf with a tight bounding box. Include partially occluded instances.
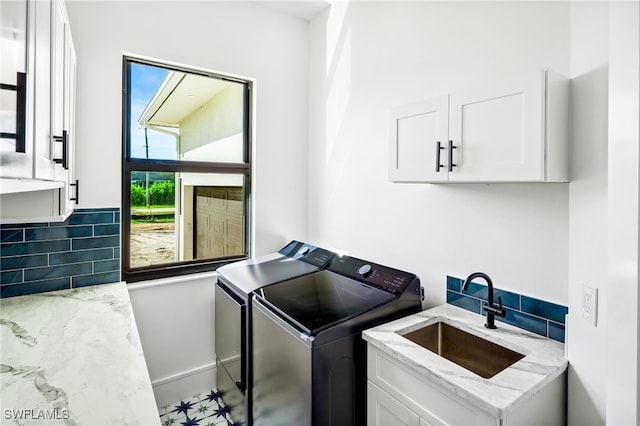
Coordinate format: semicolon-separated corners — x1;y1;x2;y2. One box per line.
388;69;569;183
0;178;63;194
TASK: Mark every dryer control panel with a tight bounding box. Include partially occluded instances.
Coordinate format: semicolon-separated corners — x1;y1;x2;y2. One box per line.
278;240;334;269
328;255;417;295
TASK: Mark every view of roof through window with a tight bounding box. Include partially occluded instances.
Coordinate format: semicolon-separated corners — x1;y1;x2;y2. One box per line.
130;62;245;164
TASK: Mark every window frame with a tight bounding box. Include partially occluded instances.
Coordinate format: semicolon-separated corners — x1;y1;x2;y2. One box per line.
121;55;252;283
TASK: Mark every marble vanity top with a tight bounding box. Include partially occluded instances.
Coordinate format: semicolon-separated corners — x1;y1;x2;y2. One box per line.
362;303;567;418
1;282;160;425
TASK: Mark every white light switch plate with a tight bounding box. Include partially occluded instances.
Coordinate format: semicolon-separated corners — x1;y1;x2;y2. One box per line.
582;284;598;327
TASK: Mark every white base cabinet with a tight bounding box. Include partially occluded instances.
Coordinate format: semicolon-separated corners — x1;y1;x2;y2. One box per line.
367;345;566;426
368;381;421;426
389;69;569;183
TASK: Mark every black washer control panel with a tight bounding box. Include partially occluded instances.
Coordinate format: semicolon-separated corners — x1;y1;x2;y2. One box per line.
328;255;417;295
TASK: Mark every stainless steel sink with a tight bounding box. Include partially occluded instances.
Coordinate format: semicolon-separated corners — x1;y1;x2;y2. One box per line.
401;321;525;378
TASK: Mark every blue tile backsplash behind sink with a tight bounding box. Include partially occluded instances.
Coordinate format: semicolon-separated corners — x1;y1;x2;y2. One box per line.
1;208;120;298
446;275;568;343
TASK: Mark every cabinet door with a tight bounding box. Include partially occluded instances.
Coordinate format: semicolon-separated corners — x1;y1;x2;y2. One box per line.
448;70;545;182
32;0;55;180
51;0;65;143
389;96;449;182
51;0;69;184
367;380;420;426
0;0;32;179
58;25;77;217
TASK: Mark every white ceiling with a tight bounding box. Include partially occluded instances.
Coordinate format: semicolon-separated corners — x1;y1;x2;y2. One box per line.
138;0;332;127
254;0;330;21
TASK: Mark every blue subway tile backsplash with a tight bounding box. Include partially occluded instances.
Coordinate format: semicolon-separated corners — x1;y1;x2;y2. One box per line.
446;290;482;314
1;229;24;243
0;208;120;298
446;275;568;343
521;295;568;324
1;239;71;257
0;254;48;270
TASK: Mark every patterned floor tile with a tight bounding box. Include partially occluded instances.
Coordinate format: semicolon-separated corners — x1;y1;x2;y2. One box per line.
159;389;236;426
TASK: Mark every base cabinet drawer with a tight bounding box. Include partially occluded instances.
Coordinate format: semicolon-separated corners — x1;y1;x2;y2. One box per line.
368;380;421;426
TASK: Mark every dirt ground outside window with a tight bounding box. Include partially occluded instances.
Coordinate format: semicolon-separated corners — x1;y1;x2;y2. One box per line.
130;222;176;267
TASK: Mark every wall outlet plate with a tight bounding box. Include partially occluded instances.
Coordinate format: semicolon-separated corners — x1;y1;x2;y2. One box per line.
581;284;598;327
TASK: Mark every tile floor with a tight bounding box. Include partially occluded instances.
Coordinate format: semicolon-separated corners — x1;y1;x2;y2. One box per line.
159;390;237;426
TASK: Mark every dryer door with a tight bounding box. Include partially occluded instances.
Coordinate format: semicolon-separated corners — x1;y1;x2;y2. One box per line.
215;282;246;424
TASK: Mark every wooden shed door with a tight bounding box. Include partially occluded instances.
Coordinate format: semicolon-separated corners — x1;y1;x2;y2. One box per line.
195;186;244;259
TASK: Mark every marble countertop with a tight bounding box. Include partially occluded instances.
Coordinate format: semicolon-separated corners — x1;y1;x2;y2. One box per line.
1;283;160;425
363;304;568;418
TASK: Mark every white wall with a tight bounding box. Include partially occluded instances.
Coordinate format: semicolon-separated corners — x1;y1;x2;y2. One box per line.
65;0;311;405
567;2;640;424
308;1;571;306
567;2;609;424
606;1;640;424
308;2;639;424
127;273;217;407
66;0;310;254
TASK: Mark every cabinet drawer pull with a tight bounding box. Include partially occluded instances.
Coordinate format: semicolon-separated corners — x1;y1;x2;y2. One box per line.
435;141;445;172
70;179;79;204
53;130;68;169
448;140;457;172
0;72;27;153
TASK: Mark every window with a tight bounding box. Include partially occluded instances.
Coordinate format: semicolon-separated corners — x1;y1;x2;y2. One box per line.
122;56;252;282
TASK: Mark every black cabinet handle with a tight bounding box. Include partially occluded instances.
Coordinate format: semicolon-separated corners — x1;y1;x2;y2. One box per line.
0;72;27;153
435;141;444;172
448;140;457;172
70;179;79;204
53;130;68;169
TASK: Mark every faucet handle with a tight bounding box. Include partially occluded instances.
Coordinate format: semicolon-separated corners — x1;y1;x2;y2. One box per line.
485;296;507;317
496;296;506;317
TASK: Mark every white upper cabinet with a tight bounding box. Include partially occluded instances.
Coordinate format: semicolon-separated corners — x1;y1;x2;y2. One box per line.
388;96;449;182
60;30;77;219
0;0;78;223
389;69;569;183
1;0;31;179
52;0;78;219
32;0;55;181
